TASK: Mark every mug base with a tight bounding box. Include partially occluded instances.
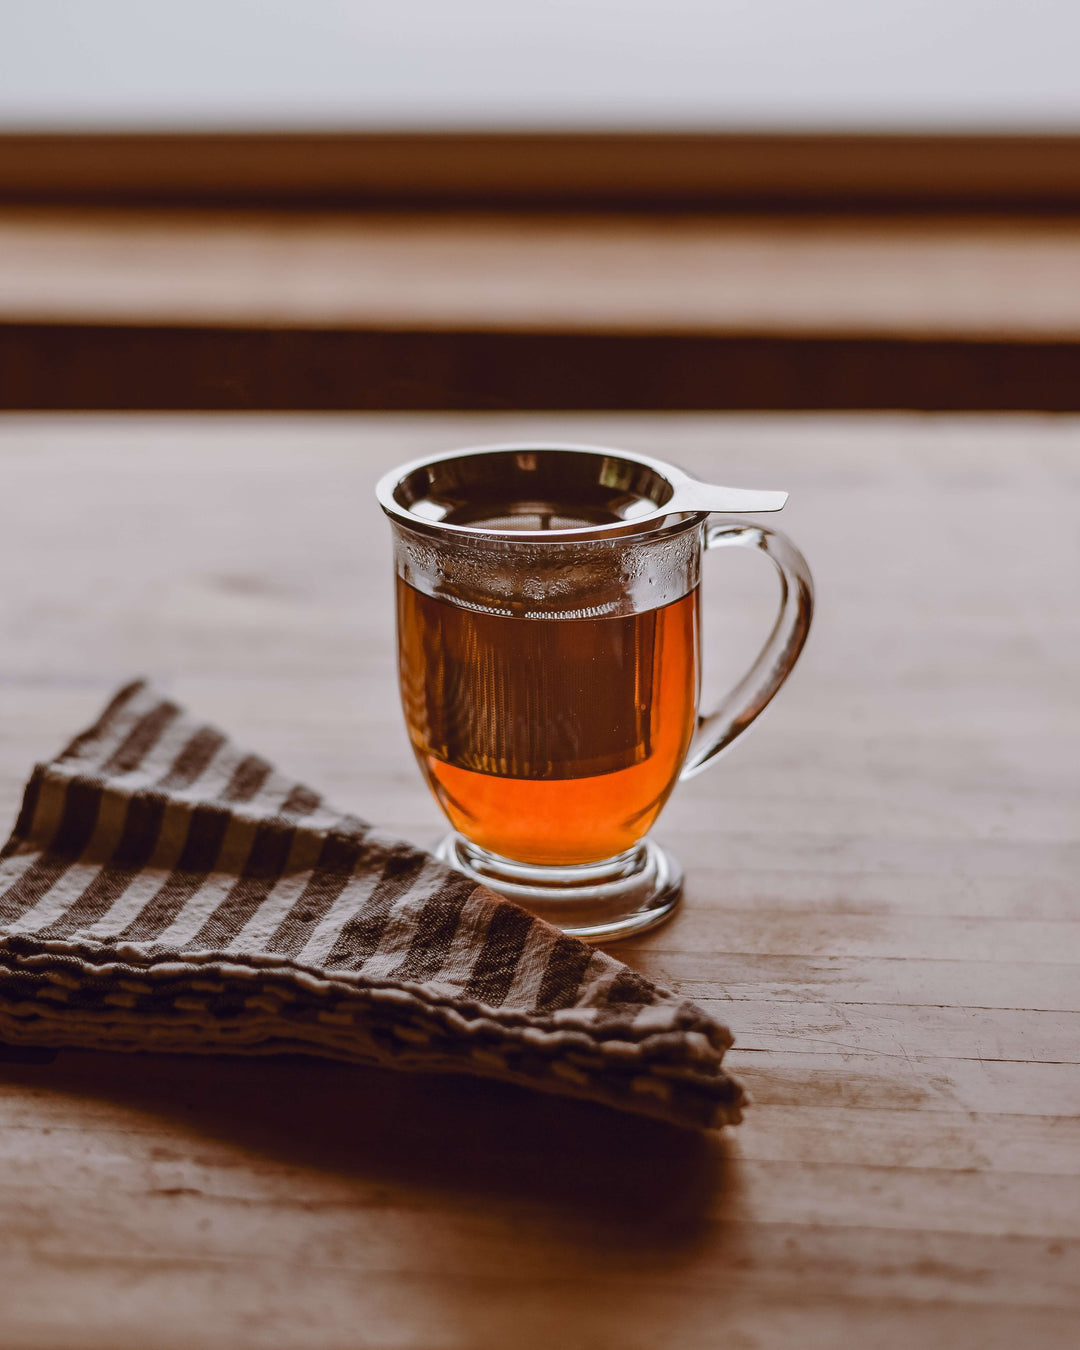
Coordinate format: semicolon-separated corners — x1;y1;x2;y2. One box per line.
434;833;683;943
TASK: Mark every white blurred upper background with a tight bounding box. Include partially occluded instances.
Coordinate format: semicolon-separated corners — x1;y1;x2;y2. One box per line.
2;0;1080;131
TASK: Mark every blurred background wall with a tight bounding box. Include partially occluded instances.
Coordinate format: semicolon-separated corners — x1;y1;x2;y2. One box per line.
5;0;1080;129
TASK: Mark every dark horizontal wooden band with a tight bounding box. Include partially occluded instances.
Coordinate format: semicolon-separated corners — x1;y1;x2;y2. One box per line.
3;132;1080;208
6;324;1080;411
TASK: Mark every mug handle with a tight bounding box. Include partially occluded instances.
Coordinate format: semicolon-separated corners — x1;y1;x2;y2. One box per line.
680;521;814;780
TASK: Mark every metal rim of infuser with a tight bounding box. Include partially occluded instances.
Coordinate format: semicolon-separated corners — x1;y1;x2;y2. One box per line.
375;442;788;545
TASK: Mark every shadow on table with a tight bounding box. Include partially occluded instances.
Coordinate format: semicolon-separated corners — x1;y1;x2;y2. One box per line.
0;1047;732;1250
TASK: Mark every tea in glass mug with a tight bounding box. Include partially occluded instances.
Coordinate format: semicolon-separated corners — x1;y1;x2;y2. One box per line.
377;444;812;941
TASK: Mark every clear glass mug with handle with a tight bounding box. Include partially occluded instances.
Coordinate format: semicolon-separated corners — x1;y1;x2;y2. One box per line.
377;443;813;941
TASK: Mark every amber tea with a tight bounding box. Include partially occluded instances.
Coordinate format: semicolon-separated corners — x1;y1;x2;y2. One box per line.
397;579;699;866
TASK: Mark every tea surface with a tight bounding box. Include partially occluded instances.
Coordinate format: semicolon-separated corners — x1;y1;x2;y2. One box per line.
397;580;698;864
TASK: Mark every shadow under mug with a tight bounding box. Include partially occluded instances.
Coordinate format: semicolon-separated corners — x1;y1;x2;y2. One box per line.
377;443;813;941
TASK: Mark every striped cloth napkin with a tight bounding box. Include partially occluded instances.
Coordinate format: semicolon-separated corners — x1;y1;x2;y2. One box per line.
0;681;744;1130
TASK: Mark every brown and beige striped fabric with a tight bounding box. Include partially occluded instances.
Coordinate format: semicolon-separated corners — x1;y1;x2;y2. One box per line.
0;681;744;1129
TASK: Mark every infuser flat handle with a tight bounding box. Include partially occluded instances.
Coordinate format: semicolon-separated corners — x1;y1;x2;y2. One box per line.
680;522;814;780
666;481;788;515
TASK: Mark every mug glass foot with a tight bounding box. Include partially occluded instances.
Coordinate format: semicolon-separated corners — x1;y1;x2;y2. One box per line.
435;833;683;943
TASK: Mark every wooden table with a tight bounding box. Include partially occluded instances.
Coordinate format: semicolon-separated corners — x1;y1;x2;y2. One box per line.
0;413;1076;1349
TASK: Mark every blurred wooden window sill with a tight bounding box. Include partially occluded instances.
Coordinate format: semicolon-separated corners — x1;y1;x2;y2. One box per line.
5;206;1080;409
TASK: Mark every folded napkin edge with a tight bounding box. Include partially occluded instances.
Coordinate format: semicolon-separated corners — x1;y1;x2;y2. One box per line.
0;1007;745;1130
0;934;733;1067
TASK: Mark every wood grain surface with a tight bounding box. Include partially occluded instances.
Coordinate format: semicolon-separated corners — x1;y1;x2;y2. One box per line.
0;413;1076;1349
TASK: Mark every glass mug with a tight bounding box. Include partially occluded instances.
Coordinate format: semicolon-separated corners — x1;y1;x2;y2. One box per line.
377;443;813;941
